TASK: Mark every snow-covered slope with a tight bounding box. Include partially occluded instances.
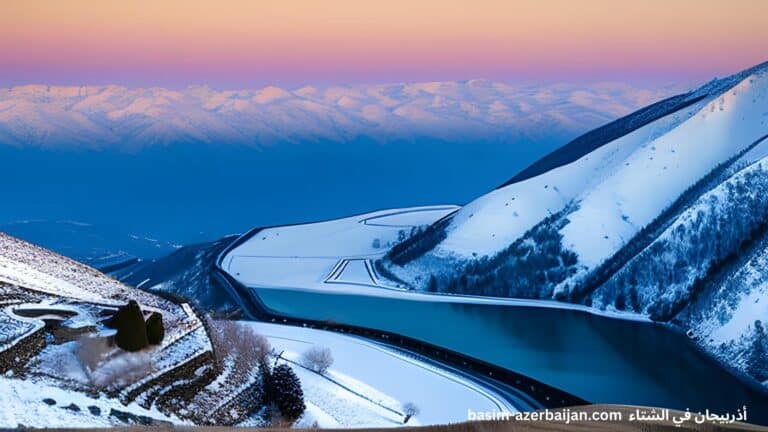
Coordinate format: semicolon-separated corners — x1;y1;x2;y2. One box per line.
0;220;180;268
0;232;218;427
0;81;681;149
0;376;181;428
380;61;768;282
0;232;189;313
409;62;767;262
374;60;768;386
111;236;240;314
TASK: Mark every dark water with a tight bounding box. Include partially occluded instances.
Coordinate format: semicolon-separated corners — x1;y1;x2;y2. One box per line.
256;288;768;422
0;136;560;248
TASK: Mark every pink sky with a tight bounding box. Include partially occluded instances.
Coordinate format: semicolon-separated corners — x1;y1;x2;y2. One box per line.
1;0;766;88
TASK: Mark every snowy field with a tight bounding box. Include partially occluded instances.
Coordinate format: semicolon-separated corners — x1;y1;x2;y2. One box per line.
0;376;182;428
221;206;458;294
244;321;515;427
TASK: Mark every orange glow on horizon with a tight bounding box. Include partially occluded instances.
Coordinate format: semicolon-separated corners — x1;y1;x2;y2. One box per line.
1;0;766;87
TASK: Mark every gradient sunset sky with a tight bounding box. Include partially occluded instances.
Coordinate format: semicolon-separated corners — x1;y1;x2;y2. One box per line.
1;0;766;88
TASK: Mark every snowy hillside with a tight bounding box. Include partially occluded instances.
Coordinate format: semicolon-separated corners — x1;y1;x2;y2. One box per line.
388;62;768;264
379;61;768;283
0;232;215;427
111;236;240;314
0;220;180;269
0;376;182;428
589;156;768;384
373;60;768;385
0;81;680;149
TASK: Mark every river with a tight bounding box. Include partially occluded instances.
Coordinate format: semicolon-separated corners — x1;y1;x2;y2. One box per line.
254;287;768;423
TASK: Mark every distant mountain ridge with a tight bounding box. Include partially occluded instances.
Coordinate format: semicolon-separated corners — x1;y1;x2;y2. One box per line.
0;80;683;149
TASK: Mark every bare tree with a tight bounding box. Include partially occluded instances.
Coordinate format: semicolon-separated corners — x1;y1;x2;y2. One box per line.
301;346;333;374
212;320;272;385
402;402;420;424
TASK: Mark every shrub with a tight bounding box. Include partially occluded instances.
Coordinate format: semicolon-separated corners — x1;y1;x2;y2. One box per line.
112;300;149;352
212;321;271;367
146;312;165;345
301;346;333;374
403;402;420;424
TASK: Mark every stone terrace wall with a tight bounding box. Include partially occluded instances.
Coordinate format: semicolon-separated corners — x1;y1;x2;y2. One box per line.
0;326;46;374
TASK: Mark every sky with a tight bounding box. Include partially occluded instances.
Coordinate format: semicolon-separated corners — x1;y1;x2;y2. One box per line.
1;0;767;88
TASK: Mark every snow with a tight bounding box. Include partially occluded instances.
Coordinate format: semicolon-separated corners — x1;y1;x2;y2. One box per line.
692;235;768;346
709;288;768;344
224;206;457;260
0;305;42;351
329;259;377;287
295;401;342;428
435;72;768;261
151;326;211;372
0;232;216;425
222;206;457;294
31;341;91;385
221;205;650;323
0;255;97;302
0;81;684;149
0;232;203;344
245;321;516;427
361;207;458;227
365;62;768;307
561;72;768;268
435;101;701;258
0;376;183;428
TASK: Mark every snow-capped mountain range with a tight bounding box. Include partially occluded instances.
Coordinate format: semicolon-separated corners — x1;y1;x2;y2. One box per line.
378;60;768;386
0;81;681;149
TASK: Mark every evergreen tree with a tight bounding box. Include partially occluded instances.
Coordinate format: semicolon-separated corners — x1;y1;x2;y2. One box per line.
427;275;438;292
113;300;149;352
747;320;768;382
146;312;165;345
267;364;305;421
